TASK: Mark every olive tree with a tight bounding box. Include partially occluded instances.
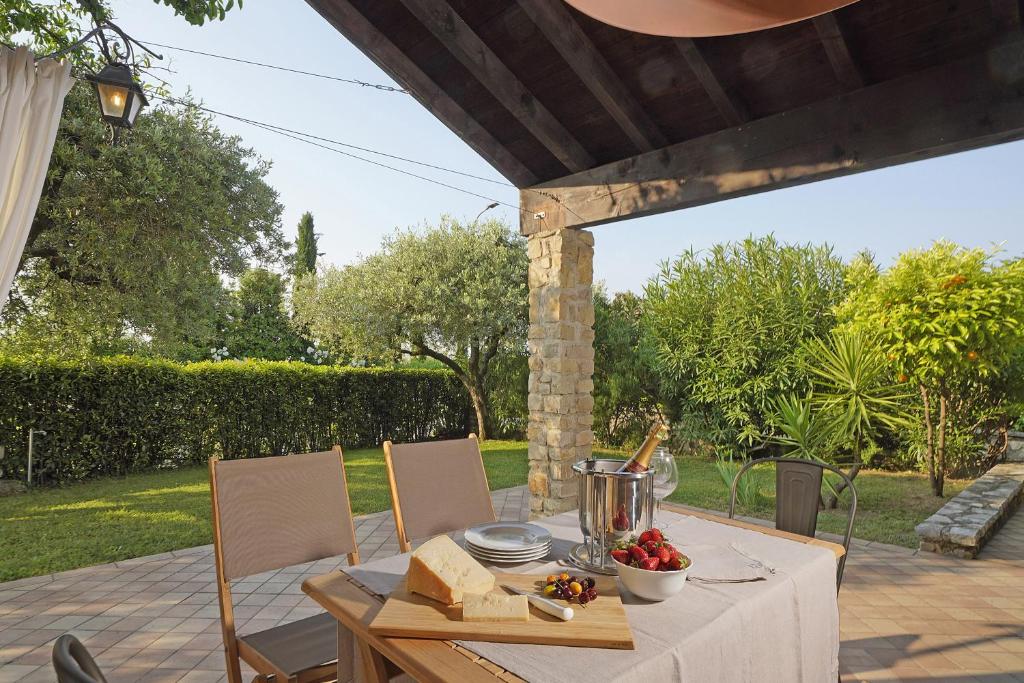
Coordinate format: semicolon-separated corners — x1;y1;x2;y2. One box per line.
293;217;528;440
840;242;1024;496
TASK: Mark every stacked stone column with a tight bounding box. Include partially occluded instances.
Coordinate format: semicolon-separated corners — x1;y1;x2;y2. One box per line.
526;228;595;518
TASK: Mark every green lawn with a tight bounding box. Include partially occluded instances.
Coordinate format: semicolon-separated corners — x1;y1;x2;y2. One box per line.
0;443;964;581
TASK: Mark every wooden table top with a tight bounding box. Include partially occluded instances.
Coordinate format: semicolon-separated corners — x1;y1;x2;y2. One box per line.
301;503;846;682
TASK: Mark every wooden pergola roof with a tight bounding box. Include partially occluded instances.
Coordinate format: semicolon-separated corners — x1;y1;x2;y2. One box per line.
306;0;1024;232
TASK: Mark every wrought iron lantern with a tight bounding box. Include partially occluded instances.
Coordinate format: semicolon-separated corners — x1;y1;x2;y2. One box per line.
85;63;148;129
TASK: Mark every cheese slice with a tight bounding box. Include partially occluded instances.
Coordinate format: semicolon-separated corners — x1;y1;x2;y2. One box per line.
462;592;530;622
406;535;495;605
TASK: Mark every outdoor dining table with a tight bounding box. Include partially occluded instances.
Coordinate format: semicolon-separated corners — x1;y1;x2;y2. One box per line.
302;502;846;683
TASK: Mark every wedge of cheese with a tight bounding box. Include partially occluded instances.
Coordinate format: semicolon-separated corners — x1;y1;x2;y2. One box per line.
462;592;529;622
406;535;495;605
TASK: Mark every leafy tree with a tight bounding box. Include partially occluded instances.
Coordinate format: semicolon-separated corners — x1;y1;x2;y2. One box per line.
222;268;307;362
293;217;528;440
2;1;240;57
593;288;661;448
0;85;284;358
839;242;1024;495
642;235;847;447
293;212;319;278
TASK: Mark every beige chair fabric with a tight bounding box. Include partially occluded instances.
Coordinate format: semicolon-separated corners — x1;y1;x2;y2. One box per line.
385;436;495;545
212;449;358;580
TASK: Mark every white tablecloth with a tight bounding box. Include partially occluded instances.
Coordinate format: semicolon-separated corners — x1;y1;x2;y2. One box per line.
343;509;839;682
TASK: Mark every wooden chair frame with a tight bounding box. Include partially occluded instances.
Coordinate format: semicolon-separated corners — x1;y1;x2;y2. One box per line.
209;446;361;683
383;434;495;553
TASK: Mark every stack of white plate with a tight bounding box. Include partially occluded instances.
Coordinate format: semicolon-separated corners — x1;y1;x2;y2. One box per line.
464;522;552;564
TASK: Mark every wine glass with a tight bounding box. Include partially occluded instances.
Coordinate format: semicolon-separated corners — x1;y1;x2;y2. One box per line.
650;447;679;526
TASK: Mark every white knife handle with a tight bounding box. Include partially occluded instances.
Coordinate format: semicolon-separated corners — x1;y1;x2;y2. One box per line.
527;594;574;621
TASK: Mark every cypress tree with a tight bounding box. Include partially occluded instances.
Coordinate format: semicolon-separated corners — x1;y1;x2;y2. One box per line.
294;212;318;277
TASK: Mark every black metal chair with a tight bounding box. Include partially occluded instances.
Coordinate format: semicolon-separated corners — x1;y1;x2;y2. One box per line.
728;457;857;589
52;634;107;683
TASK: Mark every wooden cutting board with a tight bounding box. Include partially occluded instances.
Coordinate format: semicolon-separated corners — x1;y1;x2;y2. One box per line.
369;572;634;649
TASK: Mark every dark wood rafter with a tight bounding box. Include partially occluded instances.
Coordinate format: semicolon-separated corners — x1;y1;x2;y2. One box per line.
396;0;595;173
516;0;668;153
303;0;538;187
674;38;749;127
521;39;1024;232
991;0;1023;30
813;12;865;90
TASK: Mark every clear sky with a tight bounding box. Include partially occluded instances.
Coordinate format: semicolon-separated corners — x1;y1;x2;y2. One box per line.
109;1;1022;294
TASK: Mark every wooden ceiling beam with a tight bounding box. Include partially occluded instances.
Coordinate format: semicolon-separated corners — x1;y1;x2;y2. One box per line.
397;0;595;173
305;0;537;187
991;0;1022;30
521;39;1024;233
813;12;865;90
516;0;667;153
674;38;749;127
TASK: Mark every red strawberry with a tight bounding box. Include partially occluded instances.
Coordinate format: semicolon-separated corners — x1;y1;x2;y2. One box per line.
610;549;629;565
666;553;688;571
648;528;664;543
644;540;659;554
661;542;675;554
629;545;649;563
653;546;671;565
639;557;661;571
638;530;652;545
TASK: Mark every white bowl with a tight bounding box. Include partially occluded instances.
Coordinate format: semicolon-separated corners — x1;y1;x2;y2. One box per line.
614;559;690;601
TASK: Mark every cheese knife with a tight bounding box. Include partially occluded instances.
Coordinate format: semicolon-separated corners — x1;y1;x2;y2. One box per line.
501;584;574;621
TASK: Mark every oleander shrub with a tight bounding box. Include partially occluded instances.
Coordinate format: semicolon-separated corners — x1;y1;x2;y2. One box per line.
0;356;471;484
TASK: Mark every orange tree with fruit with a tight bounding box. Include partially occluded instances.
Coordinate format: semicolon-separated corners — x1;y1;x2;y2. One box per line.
838;241;1024;496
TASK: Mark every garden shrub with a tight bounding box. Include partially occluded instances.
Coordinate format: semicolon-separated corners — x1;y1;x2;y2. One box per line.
0;356;471;484
642;235;847;447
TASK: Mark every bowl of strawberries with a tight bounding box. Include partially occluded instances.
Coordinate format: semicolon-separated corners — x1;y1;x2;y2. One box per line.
610;528;691;601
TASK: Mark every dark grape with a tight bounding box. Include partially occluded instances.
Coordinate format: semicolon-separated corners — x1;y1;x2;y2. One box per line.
578;593;590;605
585;577;596;589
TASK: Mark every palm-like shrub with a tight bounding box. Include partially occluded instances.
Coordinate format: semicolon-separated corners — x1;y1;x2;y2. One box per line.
769;331;911;506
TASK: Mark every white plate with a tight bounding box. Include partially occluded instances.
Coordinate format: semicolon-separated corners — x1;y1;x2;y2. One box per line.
464;522;552;552
466;540;551;559
467;547;551;564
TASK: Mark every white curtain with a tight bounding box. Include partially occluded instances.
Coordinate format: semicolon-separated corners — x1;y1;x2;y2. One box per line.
0;46;74;314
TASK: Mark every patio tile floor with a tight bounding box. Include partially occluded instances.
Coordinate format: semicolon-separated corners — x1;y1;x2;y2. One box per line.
1;485;1021;682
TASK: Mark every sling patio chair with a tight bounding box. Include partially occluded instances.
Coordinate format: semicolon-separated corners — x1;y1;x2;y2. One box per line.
209;447;360;683
383;435;496;553
728;456;858;589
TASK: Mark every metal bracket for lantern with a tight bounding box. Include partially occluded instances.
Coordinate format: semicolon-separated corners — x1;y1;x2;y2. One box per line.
38;20;161;132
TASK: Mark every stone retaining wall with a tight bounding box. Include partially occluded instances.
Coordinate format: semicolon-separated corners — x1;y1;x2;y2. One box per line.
915;461;1024;558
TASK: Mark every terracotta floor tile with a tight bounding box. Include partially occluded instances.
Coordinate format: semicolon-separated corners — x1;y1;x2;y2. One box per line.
2;487;1022;682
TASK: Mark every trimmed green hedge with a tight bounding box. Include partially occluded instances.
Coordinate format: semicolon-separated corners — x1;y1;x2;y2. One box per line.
0;357;471;484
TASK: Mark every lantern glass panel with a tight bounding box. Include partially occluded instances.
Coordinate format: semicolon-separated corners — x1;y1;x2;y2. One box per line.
96;82;130;119
127;92;144;126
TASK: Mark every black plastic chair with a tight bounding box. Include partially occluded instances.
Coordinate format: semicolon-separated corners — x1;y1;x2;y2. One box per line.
728;457;857;589
52;634;107;683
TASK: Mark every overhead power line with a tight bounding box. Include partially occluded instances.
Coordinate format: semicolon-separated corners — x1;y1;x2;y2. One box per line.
143;40;408;93
151;95;514;188
150;93;522;214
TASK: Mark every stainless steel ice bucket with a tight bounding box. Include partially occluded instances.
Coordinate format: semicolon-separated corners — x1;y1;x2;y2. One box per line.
569;458;655;574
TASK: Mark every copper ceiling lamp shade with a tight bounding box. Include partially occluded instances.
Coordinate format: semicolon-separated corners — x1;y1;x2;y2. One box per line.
562;0;860;37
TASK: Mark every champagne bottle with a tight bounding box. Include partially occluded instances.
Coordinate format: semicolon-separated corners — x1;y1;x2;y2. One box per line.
617;421;664;473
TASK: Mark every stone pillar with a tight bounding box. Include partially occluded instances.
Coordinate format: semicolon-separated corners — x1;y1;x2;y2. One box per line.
526;228;595;518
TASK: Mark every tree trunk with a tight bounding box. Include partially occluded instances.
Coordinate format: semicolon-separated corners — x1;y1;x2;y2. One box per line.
823;463;861;508
920;385;940;496
467;384;492;441
408;341;494;441
935;391;947;498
